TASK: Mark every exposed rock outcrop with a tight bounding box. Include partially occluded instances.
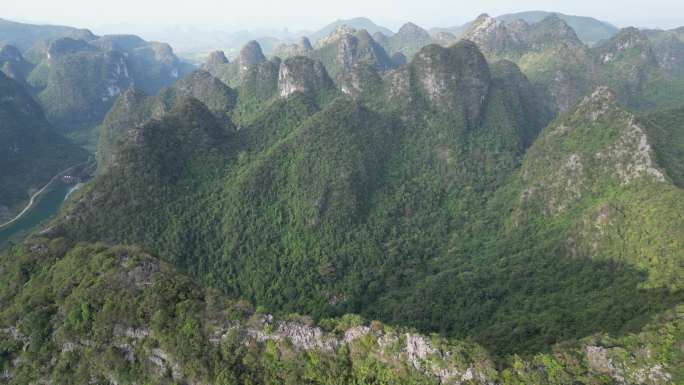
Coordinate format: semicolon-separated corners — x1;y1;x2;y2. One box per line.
410;41;491;123
277;56;333;97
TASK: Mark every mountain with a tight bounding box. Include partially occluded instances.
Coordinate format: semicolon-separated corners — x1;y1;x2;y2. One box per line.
513;88;683;289
592;27;684;110
97;69;237;171
639;105;684;188
456;14;684;113
0;44;33;83
381;22;435;59
0;72;88;222
50;41;632;358
215;33;393;98
496;11;619;45
21;33;192;146
0;17;95;51
644;28;684;76
307;27;394;93
272;37;313;59
461;14;599;113
1;14;684;385
203;40;267;88
308;17;394;43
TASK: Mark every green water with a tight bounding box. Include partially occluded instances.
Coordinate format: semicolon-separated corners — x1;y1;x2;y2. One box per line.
0;183;71;245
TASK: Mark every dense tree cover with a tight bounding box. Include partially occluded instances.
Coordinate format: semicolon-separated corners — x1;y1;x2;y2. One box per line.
461;14;684;114
640;106;684;188
1;29;192;148
1;239;681;384
1;16;683;384
46;40;684;361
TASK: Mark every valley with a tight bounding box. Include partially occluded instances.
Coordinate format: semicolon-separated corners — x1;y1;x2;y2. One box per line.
0;7;683;385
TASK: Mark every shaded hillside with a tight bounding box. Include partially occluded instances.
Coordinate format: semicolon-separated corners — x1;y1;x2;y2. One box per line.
0;72;88;222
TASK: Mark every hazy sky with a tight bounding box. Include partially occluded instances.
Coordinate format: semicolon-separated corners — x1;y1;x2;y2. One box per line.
4;0;684;32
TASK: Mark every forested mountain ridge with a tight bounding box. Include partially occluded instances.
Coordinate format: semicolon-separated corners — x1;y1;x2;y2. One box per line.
38;38;683;362
495;11;618;45
457;15;684;112
0;238;681;384
0;19;194;149
0;17;94;50
28;34;192;140
0;13;683;385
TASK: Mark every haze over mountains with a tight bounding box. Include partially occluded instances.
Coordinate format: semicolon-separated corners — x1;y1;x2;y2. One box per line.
1;7;683;385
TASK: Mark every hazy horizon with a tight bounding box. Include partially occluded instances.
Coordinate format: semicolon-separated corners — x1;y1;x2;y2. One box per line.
4;0;684;36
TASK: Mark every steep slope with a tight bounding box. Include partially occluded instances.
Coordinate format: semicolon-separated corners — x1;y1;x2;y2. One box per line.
204;40;268;88
513;88;684;289
0;17;94;50
644;28;684;76
593;27;684;110
460;15;684;113
382;22;435;59
308;17;394;43
272;37;314;59
97;69;237;171
639;105;684;188
0;45;33;83
1;21;683;382
49;42;620;357
1;237;681;385
21;33;190;145
496;11;618;45
0;72;88;222
307;26;394;93
462;14;599;113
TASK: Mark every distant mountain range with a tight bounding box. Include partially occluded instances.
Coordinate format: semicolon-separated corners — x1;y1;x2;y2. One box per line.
0;25;194;148
307;17;395;43
496;11;618;44
0;17;93;50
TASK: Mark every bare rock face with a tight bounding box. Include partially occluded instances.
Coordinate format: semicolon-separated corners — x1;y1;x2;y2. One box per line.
277;56;333;97
307;26;393;95
585;345;673;385
385;67;413;106
335;28;392;73
411;41;491;124
462;14;527;56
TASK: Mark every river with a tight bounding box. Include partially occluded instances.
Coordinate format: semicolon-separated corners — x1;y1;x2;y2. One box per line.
0;182;73;245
